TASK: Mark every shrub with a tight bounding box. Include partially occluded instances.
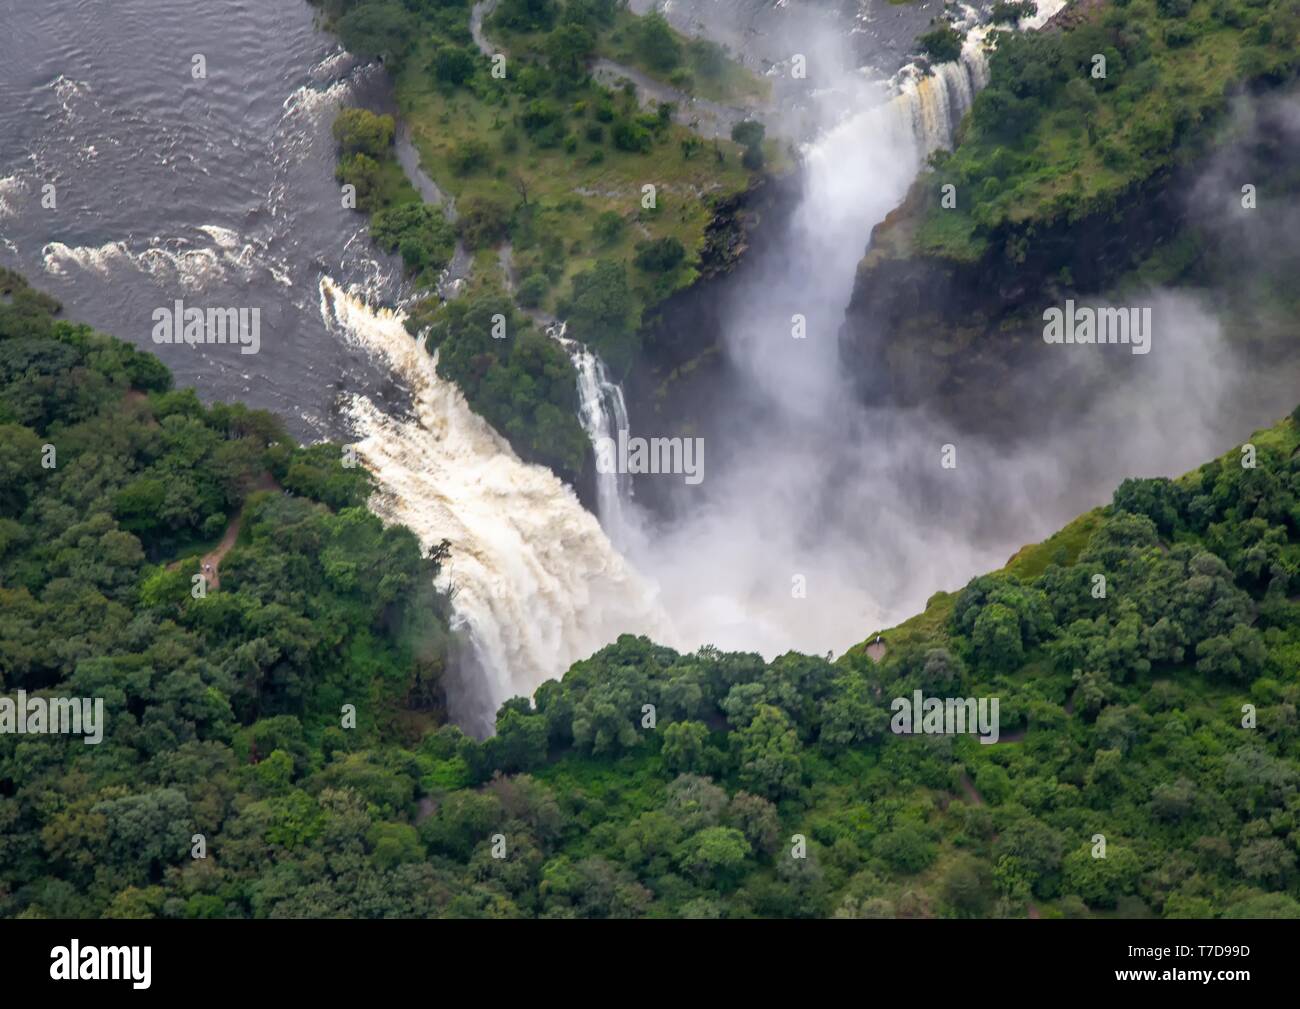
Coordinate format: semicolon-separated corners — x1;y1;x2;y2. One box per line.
918;25;964;64
457;196;512;249
688;38;726;78
516;273;549;308
611;117;652;152
592;210;624;245
431;45;477;87
332;108;395;159
635;13;682;71
448;139;491;176
633;236;685;272
334;152;381;211
991;1;1037;23
730;120;765;148
370;203;456;275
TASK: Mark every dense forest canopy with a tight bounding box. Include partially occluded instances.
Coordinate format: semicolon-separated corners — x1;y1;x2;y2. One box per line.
3;270;1299;917
916;0;1300;262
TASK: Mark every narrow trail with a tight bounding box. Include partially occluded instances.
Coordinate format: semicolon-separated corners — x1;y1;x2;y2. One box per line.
468;0;764;141
177;473;280;591
957;770;1041;918
199;516;242;591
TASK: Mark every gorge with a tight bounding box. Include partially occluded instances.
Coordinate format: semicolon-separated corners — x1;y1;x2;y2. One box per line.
5;0;1300;925
3;0;1299;736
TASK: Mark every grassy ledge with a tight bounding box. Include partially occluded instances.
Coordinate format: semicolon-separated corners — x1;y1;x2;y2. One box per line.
907;0;1300;265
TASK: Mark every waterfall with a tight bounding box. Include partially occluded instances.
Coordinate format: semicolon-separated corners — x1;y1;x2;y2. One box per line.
890;0;1068;155
318;277;674;734
891;31;988;154
309;0;1072;732
548;322;638;548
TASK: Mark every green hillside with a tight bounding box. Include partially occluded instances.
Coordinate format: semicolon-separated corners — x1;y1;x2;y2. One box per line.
912;0;1300;264
3;271;1298;918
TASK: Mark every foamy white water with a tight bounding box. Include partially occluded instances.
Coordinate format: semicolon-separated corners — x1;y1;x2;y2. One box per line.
318;277;676;732
551;323;639;550
578;4;1074;662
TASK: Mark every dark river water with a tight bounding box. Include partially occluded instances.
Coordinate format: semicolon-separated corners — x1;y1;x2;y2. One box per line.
0;0;411;440
0;0;934;440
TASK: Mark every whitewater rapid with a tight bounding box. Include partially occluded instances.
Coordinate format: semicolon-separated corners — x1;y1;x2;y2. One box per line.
318;277;676;732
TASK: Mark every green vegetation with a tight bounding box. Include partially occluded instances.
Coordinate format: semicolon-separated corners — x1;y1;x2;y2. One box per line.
7;271;1300;917
329;102;589;484
492;3;770;106
372;203;457;276
382;0;759;332
918;24;965;63
332;107;455;285
730;119;766;171
911;0;1300;263
0;271;456;918
316;0;776;478
991;1;1039;24
418;292;591;477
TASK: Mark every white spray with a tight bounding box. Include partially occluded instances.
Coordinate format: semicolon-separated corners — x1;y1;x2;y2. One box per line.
318;277;675;733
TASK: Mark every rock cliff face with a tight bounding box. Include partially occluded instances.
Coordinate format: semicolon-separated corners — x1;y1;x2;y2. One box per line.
837;161;1193;433
622;171;803;515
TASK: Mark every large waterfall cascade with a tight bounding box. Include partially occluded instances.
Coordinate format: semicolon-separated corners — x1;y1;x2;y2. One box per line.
333;1;1069;729
318;277;674;733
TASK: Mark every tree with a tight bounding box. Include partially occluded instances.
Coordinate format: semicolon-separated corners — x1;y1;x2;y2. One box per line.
1234;837;1295;887
456;197;511;249
635;14;682;71
448;139;491;176
679;826;750;885
545;24;595;85
592;211;624;246
1061;843;1141;908
661;720;711;774
337;2;417;70
370;203;456;275
730;120;765;149
664;774;728;832
496;0;557;31
431;45;477;87
918;25;964;64
332;108;395;159
726;792;781;856
940;854;994;917
734;705;804;800
334;152;382;211
973;602;1026;670
871;824;936;874
490;707;549;773
633;236;685;272
558;259;638;367
688;38;726;78
1195;624;1266;682
610;117;652;153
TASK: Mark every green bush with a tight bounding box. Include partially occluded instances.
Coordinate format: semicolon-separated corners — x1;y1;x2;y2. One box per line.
592;210;624;245
371;203;456;275
634;13;682;71
332;107;395;159
633;236;686;272
456;196;512;249
918;25;964;64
